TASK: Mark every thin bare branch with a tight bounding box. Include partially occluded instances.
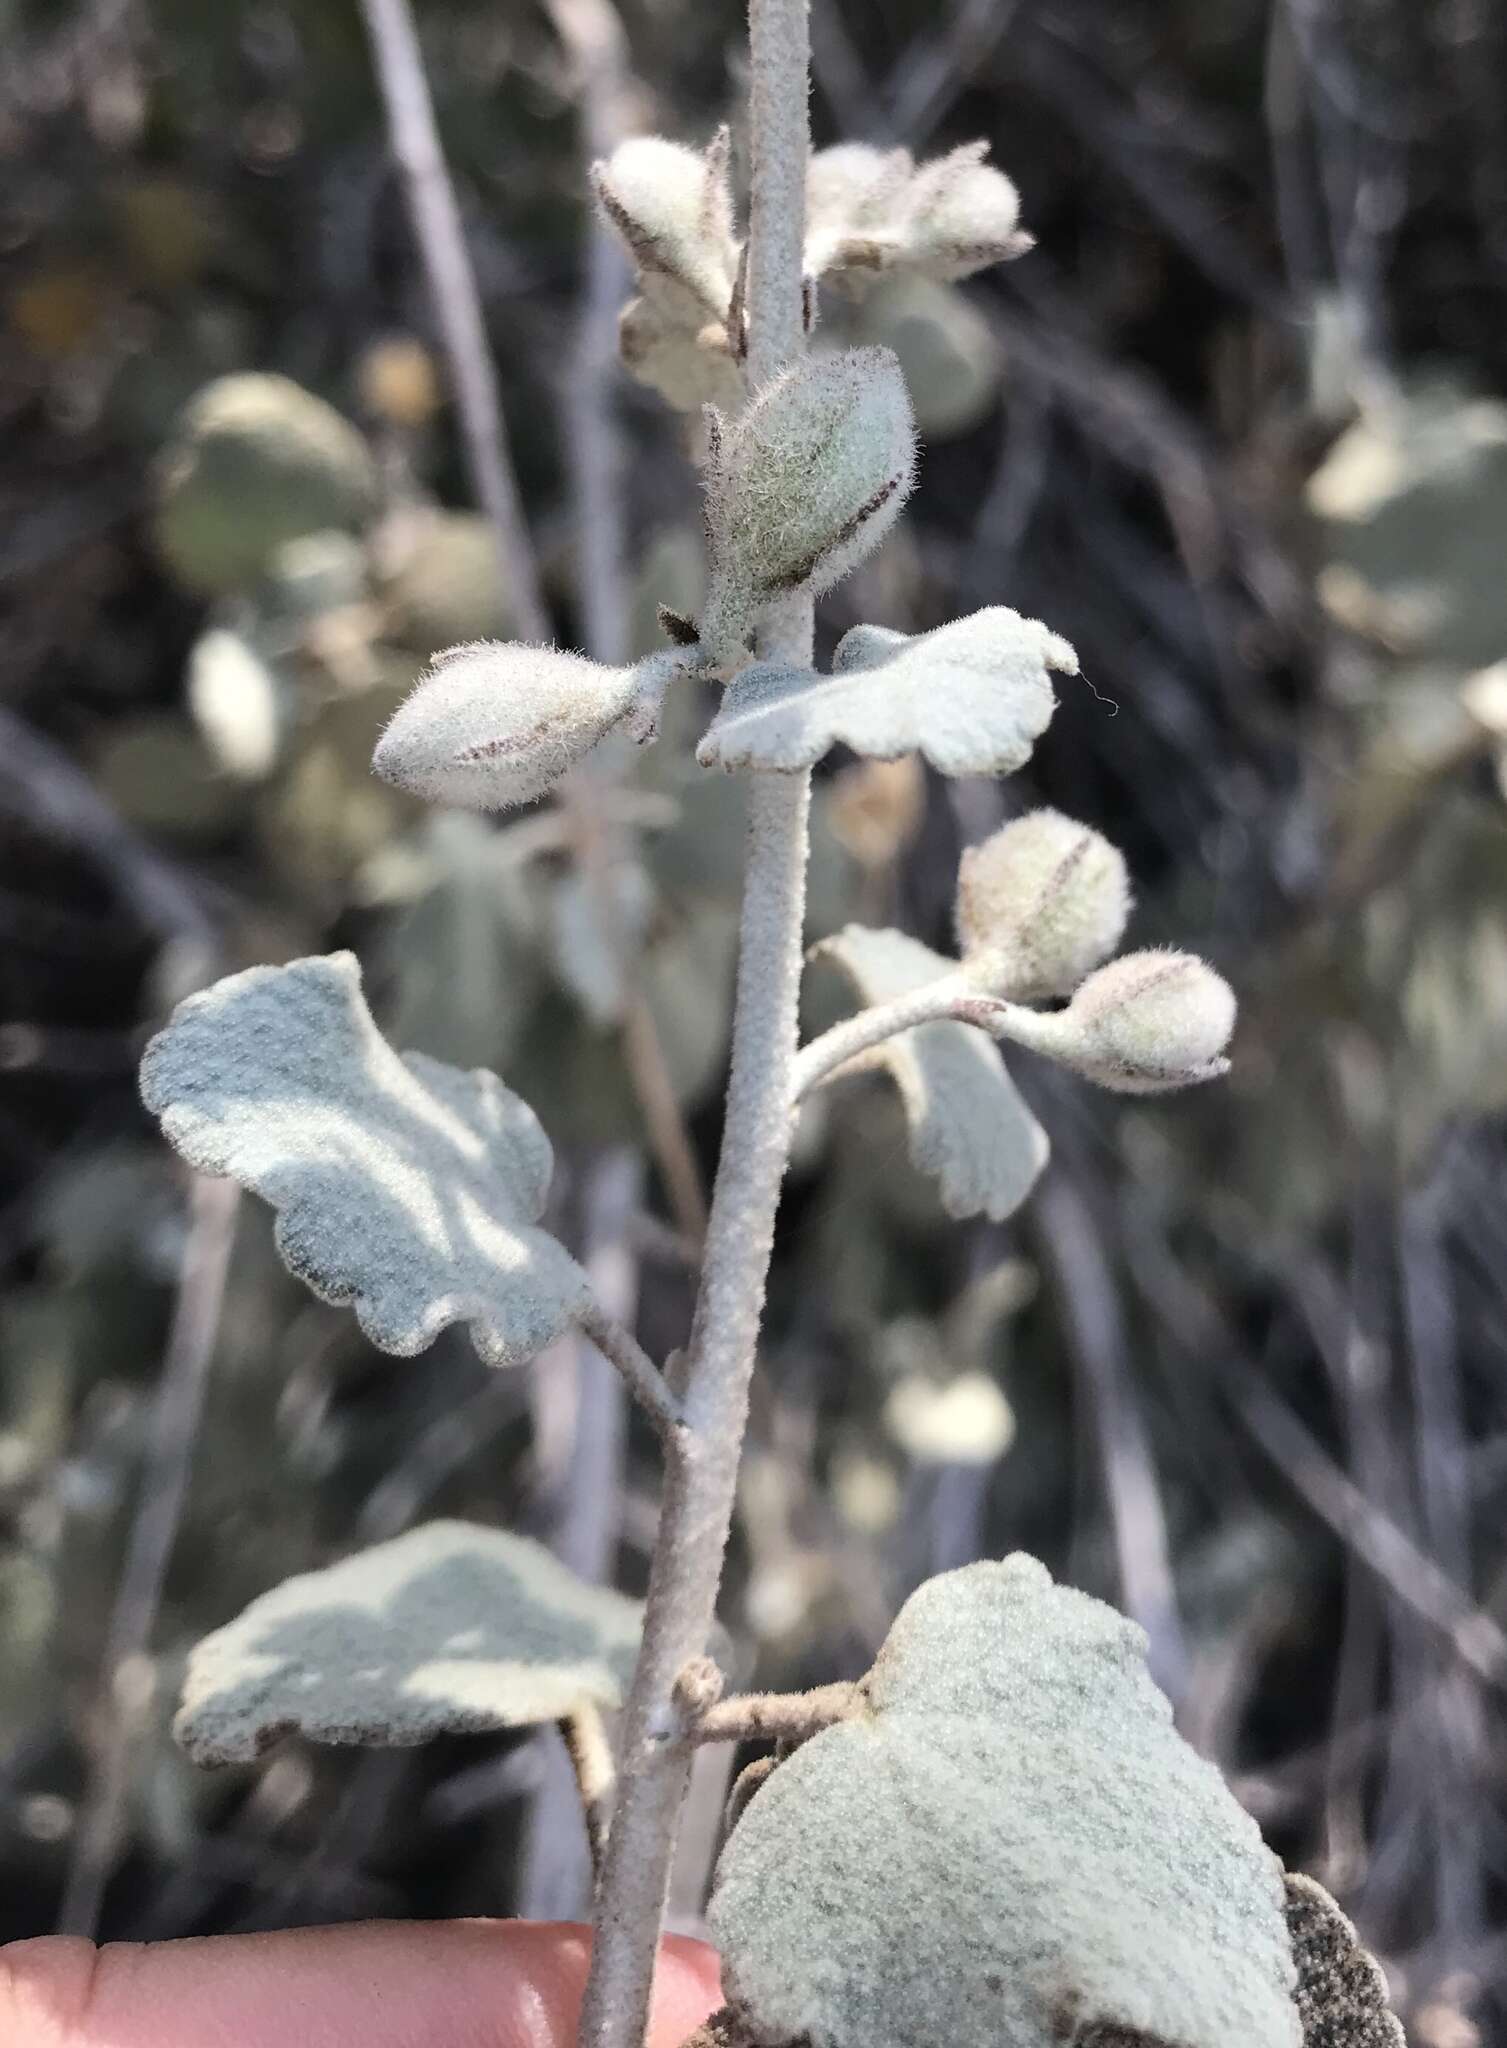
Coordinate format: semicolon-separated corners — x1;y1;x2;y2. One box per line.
543;0;635;666
621;989;711;1244
522;1149;641;1919
886;0;1022;147
356;0;549;638
720;1754;780;1851
1034;1174;1189;1702
0;707;212;948
58;1174;240;1937
1126;1208;1507;1694
1235;1377;1507;1694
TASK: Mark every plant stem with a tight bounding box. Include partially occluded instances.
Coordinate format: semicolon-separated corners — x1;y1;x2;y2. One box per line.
579;5;812;2042
577;1299;684;1442
792;980;1087;1099
792;972;989;1097
357;0;550;638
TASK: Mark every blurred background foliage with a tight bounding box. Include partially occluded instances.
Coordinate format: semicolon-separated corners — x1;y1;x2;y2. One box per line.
0;0;1505;2039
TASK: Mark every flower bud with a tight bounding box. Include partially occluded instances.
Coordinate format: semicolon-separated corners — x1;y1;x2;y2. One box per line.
804;143;913;281
700;347;916;663
900;143;1033;283
592;132;737;317
957;810;1130;999
1064;950;1236;1093
373;641;641;811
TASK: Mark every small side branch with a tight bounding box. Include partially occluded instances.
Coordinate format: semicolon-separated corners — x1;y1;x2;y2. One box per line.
562;1701;618;1884
793;977;1002;1100
577;1299;685;1445
675;1670;863;1747
792;977;1082;1104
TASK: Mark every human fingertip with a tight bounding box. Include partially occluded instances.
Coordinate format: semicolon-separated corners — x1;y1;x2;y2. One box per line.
0;1920;722;2048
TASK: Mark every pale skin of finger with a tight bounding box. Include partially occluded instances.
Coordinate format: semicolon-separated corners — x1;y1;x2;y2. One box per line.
0;1918;723;2048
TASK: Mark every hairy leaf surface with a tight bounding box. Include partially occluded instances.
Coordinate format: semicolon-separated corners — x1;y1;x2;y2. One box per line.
698;607;1073;775
710;1556;1300;2048
140;952;590;1366
176;1521;642;1764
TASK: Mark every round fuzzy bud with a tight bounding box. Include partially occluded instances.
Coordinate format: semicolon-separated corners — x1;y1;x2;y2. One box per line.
957;809;1130;999
592;132;737;317
373;641;642;811
153;374;378;594
700;347;916;664
1065;949;1236;1093
900;144;1033;284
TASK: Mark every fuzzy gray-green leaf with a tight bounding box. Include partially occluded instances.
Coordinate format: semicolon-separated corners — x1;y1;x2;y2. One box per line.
698;606;1074;776
175;1520;643;1764
815;925;1048;1221
710;1556;1300;2048
139;951;590;1367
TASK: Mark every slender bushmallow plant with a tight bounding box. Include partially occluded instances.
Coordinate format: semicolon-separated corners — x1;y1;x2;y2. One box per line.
138;4;1406;2046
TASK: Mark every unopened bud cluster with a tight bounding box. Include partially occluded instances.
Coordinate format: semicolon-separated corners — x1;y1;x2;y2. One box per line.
957;810;1130;1000
952;814;1235;1092
593;131;1030;415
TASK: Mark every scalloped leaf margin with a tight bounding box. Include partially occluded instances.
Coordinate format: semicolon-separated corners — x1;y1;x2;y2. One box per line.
140;951;591;1367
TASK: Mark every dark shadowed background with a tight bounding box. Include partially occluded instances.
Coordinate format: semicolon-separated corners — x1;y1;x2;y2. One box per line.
0;2;1504;2040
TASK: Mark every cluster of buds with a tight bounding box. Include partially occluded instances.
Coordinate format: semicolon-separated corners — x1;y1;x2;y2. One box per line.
372;343;921;805
593;131;1029;414
956;810;1235;1093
